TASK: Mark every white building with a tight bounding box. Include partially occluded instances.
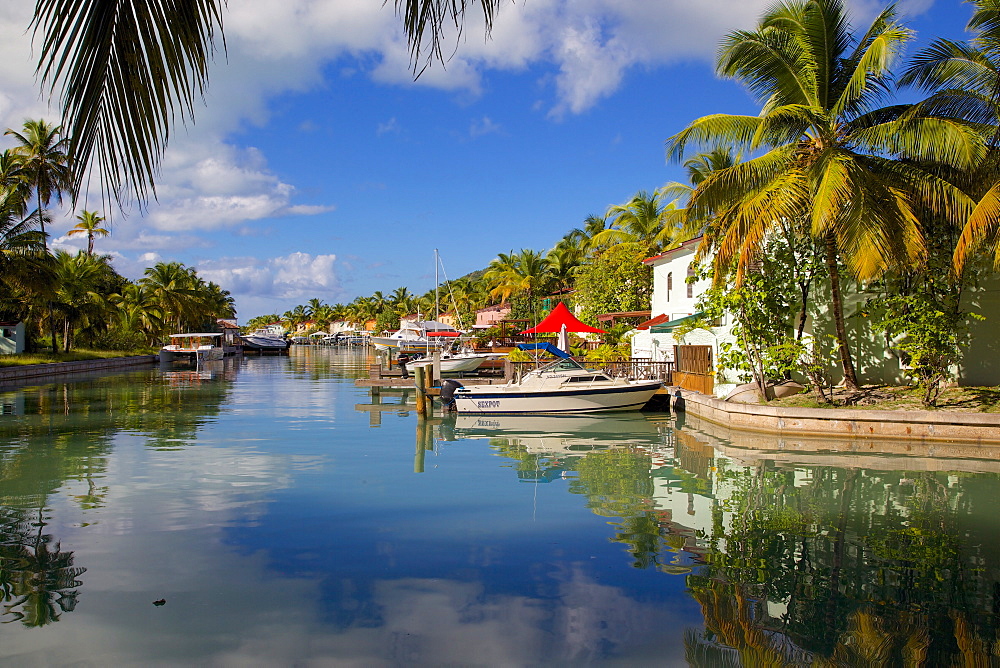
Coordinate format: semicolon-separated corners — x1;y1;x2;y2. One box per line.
629;238;738;397
0;322;25;355
631;235;1000;396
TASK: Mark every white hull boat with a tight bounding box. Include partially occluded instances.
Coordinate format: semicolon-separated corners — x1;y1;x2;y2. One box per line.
159;333;225;364
371;320;460;352
240;324;289;352
453;358;662;414
406;351;500;374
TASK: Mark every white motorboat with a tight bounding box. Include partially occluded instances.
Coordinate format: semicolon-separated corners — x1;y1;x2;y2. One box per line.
371;320;460;352
452;357;663;414
240;325;289;352
159;333;225;364
405;350;501;375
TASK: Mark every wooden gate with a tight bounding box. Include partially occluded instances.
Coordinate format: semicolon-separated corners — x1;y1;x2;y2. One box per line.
673;345;714;395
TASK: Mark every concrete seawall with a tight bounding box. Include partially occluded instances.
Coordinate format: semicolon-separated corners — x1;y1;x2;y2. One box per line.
672;387;1000;446
0;355;159;386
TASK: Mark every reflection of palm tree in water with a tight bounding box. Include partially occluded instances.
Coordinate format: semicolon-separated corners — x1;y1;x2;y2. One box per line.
0;507;85;626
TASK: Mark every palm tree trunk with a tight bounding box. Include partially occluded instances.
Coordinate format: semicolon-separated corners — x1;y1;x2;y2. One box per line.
63;317;71;353
38;187;57;354
825;234;859;392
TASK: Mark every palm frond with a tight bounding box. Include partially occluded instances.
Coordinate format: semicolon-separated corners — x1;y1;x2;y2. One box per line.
899;39;999;95
395;0;503;75
33;0;226;208
955;179;1000;271
832;24;911;119
666;115;763;162
686;145;797;222
849;116;985;169
718;27;814;106
812;153;925;278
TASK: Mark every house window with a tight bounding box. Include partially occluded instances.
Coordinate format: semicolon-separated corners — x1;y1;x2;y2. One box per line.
666;272;672;302
686;264;695;299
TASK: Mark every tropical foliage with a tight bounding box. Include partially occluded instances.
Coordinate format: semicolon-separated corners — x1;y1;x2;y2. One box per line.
0;119;235;354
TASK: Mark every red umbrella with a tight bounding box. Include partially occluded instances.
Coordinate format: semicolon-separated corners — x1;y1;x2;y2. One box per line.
522;302;605;351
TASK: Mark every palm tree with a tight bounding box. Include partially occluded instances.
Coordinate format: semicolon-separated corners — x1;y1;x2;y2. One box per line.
52;251;109;352
546;244;585;292
562;214;609;256
5;120;73;253
665;0;980;392
484;249;552;304
139;262;198;337
590;190;679;254
899;0;1000;273
110;283;163;344
30;0;501;208
67;210;109;256
5;119;73;354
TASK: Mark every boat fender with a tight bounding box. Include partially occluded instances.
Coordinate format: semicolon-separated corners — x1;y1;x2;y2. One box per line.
672;389;685;413
439;379;464;411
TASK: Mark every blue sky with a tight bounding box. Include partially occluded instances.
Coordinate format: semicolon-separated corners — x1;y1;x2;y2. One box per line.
0;1;975;320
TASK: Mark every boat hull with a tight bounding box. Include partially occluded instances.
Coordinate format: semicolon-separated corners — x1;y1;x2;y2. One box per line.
241;335;290;352
159;348;224;363
407;354;492;374
454;380;662;414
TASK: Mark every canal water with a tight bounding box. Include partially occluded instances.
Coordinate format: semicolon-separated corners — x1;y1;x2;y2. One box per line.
1;347;998;666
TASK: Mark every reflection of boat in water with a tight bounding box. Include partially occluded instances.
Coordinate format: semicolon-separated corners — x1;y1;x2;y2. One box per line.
453;358;662;414
451;413;665;452
159;333;225;363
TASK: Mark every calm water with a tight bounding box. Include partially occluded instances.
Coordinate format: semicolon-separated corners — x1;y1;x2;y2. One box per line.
1;348;999;666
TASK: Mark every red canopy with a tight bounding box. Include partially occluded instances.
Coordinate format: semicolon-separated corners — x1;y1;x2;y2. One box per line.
426;331;460;337
521;302;606;334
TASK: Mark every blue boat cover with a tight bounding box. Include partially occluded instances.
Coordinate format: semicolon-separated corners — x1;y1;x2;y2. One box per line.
515;342;572;359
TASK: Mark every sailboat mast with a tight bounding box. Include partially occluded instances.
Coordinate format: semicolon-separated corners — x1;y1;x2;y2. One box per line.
434;248;439;321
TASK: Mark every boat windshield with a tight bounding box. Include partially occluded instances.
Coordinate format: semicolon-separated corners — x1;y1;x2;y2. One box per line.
536;358;588;373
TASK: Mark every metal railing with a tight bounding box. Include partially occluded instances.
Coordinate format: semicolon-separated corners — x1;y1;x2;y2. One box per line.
506;358;673;383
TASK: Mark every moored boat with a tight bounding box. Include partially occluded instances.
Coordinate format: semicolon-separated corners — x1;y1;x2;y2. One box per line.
452;357;662;414
405;350;501;375
159;333;225;364
241;325;290;353
371;320;460;352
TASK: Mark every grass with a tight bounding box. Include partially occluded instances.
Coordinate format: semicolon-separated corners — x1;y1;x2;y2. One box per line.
764;385;1000;413
0;348;156;367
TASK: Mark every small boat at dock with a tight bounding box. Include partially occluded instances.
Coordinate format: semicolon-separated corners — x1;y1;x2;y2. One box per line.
241;325;290;353
159;333;225;364
452;356;662;414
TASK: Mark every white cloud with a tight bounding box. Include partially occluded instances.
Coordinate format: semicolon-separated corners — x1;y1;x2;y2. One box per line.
377;116;401;136
194;252;341;316
470;115;502;137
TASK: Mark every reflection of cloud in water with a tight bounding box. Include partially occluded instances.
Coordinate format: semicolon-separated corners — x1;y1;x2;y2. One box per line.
213;575;690;665
100;432;310;528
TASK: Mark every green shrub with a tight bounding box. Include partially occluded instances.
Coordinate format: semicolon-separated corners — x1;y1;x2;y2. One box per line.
87;329;148;351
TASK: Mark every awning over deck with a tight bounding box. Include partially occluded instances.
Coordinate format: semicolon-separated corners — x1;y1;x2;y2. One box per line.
649;313;704;333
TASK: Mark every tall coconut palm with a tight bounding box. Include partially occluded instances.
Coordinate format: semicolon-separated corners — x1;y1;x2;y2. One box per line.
666;0;981;392
5;120;73;253
30;0;501;208
67;210;109;256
